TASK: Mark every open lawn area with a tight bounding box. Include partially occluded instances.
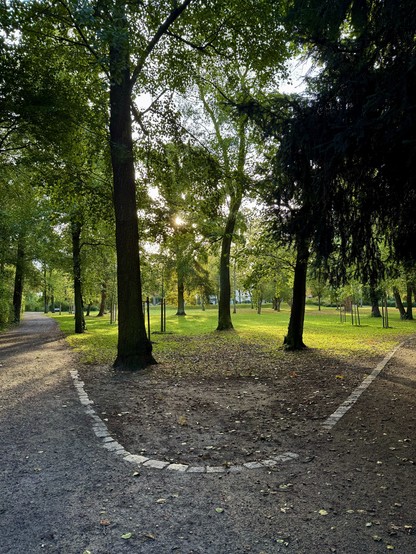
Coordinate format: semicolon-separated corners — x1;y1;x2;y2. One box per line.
51;304;416;373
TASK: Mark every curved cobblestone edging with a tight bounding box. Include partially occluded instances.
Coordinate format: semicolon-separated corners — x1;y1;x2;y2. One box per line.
69;370;299;473
321;339;412;431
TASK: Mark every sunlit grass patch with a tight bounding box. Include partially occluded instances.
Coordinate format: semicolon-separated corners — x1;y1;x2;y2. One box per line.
50;304;415;367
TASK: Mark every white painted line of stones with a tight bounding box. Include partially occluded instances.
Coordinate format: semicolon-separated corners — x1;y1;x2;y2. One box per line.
321;339;410;431
69;370;299;473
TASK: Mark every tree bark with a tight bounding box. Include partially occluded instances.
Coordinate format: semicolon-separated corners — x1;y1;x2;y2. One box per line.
109;17;155;369
406;281;413;320
393;286;406;319
284;238;309;350
71;218;85;334
273;296;281;311
176;279;186;315
12;236;25;324
217;199;241;331
43;266;49;313
97;282;107;317
369;284;382;317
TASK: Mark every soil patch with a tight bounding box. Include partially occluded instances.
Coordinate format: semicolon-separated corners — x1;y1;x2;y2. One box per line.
79;336;384;466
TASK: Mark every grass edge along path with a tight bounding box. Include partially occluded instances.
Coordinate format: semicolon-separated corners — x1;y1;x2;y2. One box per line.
49;305;416;370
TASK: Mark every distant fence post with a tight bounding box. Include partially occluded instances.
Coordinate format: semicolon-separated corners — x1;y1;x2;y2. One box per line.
160;297;166;333
146;296;151;340
381;293;389;328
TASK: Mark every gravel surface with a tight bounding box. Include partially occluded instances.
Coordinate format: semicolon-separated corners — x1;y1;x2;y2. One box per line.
0;312;415;554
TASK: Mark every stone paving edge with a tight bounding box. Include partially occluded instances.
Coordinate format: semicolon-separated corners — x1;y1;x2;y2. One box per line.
68;369;299;473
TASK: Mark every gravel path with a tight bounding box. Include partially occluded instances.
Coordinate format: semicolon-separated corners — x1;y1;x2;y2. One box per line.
0;312;415;553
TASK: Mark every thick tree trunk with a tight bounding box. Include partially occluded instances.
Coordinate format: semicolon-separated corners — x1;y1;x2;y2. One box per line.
406;282;413;320
71;219;85;334
369;284;382;317
273;296;281;311
109;28;155;369
97;282;107;317
393;286;406;319
284;238;309;350
12;236;25;324
217;200;241;331
176;279;186;315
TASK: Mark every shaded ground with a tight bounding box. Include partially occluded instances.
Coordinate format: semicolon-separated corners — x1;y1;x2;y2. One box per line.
82;339;376;467
1;313;415;553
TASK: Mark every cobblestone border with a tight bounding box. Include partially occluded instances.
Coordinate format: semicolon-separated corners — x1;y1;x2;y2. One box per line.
321;339;411;431
69;370;299;473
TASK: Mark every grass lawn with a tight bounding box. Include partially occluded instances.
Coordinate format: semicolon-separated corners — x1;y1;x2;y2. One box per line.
49;303;416;367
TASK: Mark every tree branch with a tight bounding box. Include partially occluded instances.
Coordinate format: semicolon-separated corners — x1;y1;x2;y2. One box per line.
130;0;194;89
57;0;109;78
165;30;210;52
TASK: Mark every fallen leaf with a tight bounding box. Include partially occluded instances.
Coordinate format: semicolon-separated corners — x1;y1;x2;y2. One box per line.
279;483;293;490
132;471;140;477
156;498;166;504
386;546;395;550
142;532;155;540
372;535;382;542
121;533;133;539
177;415;188;426
100;519;111;526
215;507;224;513
319;509;329;516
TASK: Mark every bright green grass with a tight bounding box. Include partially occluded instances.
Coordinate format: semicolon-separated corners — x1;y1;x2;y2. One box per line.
49;303;416;365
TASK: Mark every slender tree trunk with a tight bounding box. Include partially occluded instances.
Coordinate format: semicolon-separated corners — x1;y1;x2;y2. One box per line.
97;282;107;317
12;236;25;324
176;279;186;315
406;281;413;320
393;286;406;319
71;218;85;334
43;266;49;313
284;238;309;350
109;17;155;369
217;200;241;331
50;290;55;312
369;284;382;317
86;302;92;317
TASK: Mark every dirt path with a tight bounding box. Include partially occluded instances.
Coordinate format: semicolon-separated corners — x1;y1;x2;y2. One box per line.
0;313;415;553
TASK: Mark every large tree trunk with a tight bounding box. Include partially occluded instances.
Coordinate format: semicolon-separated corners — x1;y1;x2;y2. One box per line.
406;281;413;320
71;219;85;334
393;286;406;319
97;282;107;317
284;238;309;350
176;279;186;315
109;20;155;369
12;236;25;324
369;284;382;317
217;199;241;331
273;296;281;311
